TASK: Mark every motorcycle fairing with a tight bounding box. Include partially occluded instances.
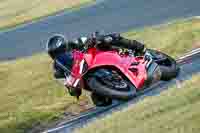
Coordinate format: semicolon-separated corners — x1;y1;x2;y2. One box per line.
84;48;148;89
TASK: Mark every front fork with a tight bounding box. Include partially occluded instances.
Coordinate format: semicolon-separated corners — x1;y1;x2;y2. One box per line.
64;59;87;99
64;74;82;99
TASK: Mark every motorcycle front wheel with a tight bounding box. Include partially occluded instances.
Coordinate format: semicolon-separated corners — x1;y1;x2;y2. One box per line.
91;92;112;106
86;69;137;100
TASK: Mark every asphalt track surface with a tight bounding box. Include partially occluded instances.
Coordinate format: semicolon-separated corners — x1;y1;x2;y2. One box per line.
43;50;200;133
0;0;200;60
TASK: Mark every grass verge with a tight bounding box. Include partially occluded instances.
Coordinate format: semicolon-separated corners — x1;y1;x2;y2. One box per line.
123;18;200;58
0;18;200;133
76;75;200;133
0;54;93;133
0;0;94;31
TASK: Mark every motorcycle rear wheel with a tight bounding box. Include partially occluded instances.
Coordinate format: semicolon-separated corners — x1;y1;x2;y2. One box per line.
147;49;180;81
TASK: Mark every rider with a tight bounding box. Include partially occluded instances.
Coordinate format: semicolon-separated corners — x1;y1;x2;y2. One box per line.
46;32;146;97
66;32;145;54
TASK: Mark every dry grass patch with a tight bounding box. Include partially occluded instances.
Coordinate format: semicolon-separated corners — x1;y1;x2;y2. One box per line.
0;0;93;30
123;18;200;58
0;54;92;133
76;73;200;133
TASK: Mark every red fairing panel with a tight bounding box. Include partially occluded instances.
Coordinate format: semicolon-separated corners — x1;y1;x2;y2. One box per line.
84;48;148;89
64;50;84;88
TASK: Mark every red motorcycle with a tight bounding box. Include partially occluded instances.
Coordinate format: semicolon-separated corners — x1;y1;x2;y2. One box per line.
54;47;179;106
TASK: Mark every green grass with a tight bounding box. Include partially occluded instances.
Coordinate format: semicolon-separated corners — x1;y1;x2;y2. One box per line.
0;54;93;133
76;75;200;133
0;0;94;31
123;18;200;58
0;18;200;133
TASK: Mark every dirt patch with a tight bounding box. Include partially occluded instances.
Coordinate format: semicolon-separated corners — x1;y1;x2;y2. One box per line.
0;0;93;30
49;0;85;7
192;41;200;49
29;96;93;133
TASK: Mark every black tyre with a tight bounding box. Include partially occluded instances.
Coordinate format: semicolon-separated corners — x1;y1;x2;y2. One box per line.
147;49;180;81
91;93;112;106
87;69;137;100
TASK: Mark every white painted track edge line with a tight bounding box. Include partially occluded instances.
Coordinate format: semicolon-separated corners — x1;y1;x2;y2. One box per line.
179;48;200;60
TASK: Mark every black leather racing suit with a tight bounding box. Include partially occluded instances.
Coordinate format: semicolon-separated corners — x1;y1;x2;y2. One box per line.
67;33;145;54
